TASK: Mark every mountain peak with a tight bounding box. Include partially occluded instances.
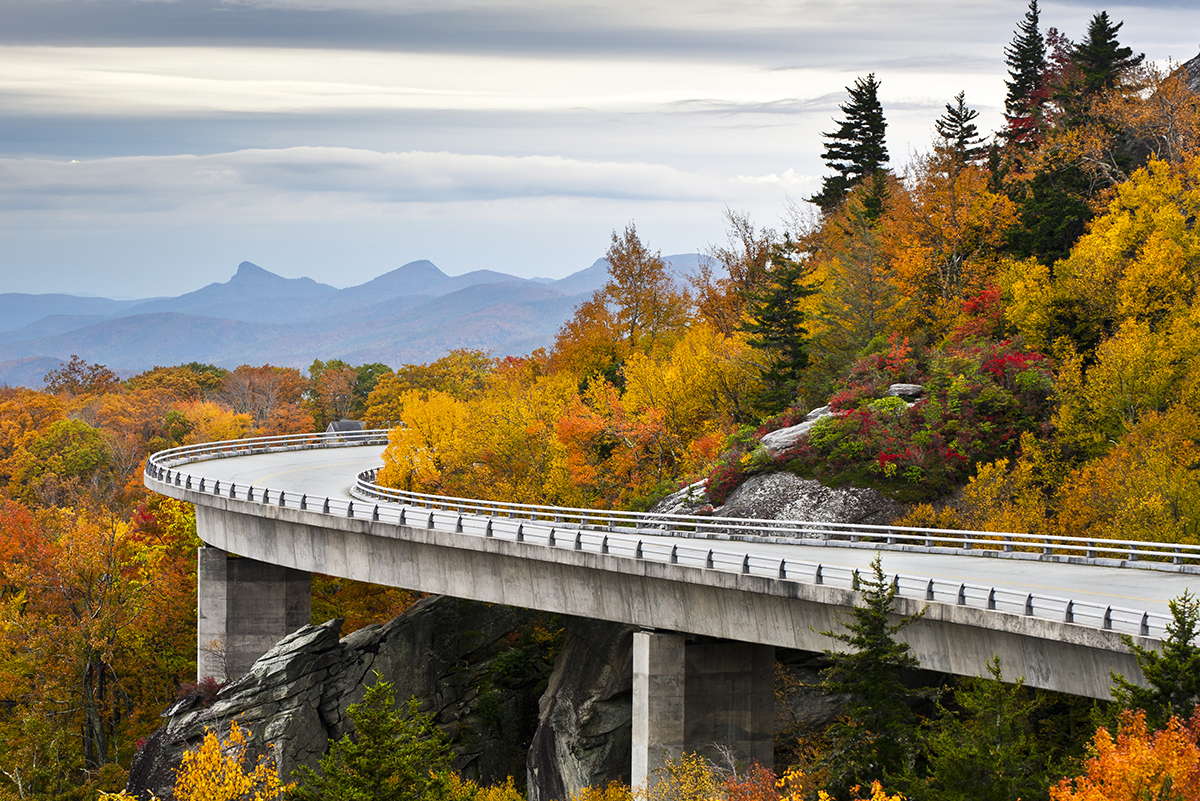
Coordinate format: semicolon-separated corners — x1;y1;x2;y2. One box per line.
234;261;270;278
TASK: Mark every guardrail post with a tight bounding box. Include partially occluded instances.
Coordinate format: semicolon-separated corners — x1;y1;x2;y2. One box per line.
957;584;966;605
279;491;287;507
575;531;582;550
1003;536;1013;553
322;497;330;514
548;529;557;547
1025;594;1034;616
778;558;786;578
454;516;464;533
1064;600;1075;624
427;511;435;530
670;545;679;564
346;501;354;518
484;518;493;537
372;505;380;521
815;564;823;585
741;554;750;574
1174;547;1183;565
852;569;861;591
213;480;220;495
705;549;713;568
987;588;996;610
199;478;205;492
264;489;272;504
636;541;644;559
247;486;255;502
962;533;971;551
1087;542;1096;559
1103;606;1113;629
186;475;192;490
925;579;935;601
602;536;610;555
516;523;524;542
300;494;307;510
398;507;407;526
229;482;236;498
1141;612;1150;636
1129;547;1138;562
891;574;900;593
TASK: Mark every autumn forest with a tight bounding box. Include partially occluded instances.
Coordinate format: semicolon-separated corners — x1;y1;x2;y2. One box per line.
4;2;1200;799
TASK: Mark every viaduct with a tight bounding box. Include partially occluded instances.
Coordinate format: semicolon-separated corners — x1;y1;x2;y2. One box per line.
146;431;1199;785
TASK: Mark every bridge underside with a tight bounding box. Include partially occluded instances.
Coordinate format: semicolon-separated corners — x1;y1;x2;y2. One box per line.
192;499;1147;783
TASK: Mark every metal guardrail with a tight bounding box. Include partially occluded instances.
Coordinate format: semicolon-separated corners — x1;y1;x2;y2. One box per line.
145;430;1179;641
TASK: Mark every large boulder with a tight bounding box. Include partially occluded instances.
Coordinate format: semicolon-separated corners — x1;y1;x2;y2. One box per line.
760;406;832;454
527;618;635;801
717;472;901;527
127;597;554;799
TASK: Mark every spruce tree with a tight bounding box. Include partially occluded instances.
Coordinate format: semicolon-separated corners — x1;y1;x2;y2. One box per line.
741;236;817;414
1112;591;1200;732
923;657;1056;801
1002;0;1047;148
290;679;454;801
817;555;928;796
811;74;889;214
1071;11;1144;96
935;91;987;166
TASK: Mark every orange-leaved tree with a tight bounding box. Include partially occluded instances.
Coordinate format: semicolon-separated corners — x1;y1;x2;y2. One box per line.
1050;709;1200;801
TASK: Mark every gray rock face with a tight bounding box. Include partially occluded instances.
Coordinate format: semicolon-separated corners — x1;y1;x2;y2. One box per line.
128;597;553;800
760;406;832;453
717;472;901;527
527;618;635;801
649;479;711;516
886;383;924;399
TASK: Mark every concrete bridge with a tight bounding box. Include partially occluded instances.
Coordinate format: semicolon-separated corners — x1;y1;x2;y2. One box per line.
146;432;1199;784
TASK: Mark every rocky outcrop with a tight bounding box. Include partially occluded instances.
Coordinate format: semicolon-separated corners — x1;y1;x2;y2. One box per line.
527;619;635;801
886;383;924;399
760;406;832;454
717;472;901;527
128;597;555;800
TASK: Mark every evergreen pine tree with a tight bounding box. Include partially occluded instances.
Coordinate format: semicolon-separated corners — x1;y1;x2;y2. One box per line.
1112;591;1200;732
1071;11;1144;96
923;657;1056;801
811;74;889;214
741;236;817;414
290;679;454;801
935;91;987;166
1002;0;1047;148
817;555;928;796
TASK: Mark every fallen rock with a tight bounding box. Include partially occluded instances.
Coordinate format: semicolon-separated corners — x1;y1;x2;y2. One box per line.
527;618;635;801
760;406;832;453
716;472;902;527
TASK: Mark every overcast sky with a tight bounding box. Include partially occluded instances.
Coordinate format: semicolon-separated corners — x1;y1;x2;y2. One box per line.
1;0;1196;298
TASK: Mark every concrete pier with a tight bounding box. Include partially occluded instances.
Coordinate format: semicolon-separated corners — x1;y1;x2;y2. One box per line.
197;546;311;680
632;631;775;787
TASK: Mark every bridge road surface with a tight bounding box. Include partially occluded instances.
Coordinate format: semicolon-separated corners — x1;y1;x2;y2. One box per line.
186;445;1199;625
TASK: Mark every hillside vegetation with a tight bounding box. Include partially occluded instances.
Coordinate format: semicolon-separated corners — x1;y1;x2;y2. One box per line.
2;3;1200;799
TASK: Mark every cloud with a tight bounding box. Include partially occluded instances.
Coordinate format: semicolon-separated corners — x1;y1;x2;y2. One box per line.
0;147;744;216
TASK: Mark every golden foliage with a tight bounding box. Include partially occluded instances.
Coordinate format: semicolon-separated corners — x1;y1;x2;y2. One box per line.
1050;709;1200;801
172;723;292;801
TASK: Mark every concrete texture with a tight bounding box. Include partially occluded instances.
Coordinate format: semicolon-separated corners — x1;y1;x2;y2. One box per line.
632;632;685;786
197;546;311;679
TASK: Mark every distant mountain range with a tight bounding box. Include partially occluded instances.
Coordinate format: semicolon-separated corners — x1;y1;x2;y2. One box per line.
0;255;705;388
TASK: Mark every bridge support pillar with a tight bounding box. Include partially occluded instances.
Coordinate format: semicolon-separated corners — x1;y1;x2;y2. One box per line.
197;546;311;680
632;631;774;788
